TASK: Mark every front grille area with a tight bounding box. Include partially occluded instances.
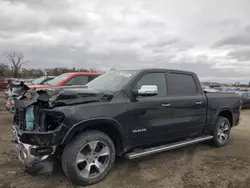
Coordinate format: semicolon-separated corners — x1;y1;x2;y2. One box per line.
14;108;40;131
13;109;26;130
13;107;64;132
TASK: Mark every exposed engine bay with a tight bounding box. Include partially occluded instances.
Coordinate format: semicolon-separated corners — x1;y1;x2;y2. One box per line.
13;84;113;133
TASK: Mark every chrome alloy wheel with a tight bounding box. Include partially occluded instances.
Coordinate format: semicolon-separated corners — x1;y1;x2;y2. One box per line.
217;120;230;143
76;140;111;179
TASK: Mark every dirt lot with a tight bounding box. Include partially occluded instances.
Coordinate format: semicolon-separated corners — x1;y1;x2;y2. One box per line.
0;93;250;188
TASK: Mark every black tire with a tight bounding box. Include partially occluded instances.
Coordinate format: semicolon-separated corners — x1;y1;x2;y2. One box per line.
212;116;231;147
61;130;116;186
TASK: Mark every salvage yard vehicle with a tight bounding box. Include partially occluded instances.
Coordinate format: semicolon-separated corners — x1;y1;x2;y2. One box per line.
226;89;250;108
4;76;55;99
241;92;250;108
12;69;241;186
29;76;56;86
6;72;101;113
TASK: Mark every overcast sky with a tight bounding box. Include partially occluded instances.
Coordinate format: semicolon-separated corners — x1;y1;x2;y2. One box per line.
1;0;250;83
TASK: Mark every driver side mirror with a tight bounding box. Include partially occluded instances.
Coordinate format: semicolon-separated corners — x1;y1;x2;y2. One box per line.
133;85;158;97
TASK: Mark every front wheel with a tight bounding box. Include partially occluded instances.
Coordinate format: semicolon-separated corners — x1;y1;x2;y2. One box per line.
212;116;231;147
61;130;116;186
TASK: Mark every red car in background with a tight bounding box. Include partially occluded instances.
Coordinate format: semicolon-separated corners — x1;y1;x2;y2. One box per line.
29;72;102;90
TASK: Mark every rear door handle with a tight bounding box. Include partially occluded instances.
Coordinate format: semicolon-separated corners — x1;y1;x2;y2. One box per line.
195;101;203;105
161;103;171;107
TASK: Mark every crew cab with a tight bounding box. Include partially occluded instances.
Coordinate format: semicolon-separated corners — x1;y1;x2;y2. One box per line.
12;69;241;186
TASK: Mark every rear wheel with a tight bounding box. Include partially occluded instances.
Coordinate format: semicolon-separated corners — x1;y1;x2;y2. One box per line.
212;116;231;147
61;130;116;186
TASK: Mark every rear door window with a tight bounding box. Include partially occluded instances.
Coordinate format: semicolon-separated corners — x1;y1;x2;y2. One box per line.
167;73;198;95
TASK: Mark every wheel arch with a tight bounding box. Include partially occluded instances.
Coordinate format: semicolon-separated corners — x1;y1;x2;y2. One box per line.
213;107;233;127
218;110;233;126
62;118;126;156
205;108;233;134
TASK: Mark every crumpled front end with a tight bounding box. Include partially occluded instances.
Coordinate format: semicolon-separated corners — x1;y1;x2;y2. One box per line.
12;125;58;175
11;88;66;173
12;106;69;174
12;109;65;166
11;85;112;173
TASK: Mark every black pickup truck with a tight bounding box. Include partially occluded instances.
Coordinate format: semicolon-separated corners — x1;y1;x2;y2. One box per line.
12;69;241;186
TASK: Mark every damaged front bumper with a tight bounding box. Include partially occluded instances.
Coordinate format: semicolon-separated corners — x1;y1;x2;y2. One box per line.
10;86;73;174
12;125;62;175
12;125;56;167
12;112;69;174
11;107;70;175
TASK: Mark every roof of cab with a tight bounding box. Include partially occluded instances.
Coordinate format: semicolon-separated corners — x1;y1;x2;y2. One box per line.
138;68;196;75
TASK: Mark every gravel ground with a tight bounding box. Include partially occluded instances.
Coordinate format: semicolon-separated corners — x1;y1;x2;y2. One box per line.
0;92;250;188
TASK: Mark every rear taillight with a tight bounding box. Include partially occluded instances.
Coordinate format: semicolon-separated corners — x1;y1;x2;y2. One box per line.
239;103;242;112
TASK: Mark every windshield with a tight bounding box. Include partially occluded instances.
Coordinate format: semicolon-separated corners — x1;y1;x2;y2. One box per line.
32;76;47;85
46;73;71;86
86;70;138;91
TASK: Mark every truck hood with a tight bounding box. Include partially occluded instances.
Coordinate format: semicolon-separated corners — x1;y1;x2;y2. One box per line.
50;87;113;107
14;86;113;109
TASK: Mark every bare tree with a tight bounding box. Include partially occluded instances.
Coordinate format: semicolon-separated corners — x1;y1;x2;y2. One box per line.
5;52;27;78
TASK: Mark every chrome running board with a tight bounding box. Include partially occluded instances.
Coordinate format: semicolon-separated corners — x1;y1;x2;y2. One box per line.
125;135;213;160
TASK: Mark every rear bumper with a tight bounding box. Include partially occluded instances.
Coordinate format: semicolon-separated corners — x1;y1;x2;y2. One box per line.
236;116;241;126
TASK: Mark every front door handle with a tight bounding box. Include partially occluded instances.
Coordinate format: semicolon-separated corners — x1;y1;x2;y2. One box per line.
195;101;203;105
161;103;171;107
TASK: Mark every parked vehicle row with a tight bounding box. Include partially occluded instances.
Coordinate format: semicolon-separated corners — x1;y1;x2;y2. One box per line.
4;76;55;98
202;85;250;108
226;90;250;108
12;68;241;186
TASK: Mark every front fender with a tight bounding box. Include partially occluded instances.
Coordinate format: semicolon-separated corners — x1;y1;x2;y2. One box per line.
61;117;125;145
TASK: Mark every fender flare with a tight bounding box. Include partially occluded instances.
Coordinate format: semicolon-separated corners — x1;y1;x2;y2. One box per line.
61;117;126;147
212;107;233;128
